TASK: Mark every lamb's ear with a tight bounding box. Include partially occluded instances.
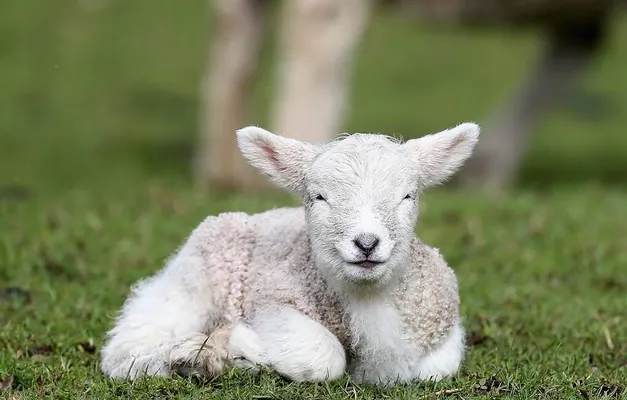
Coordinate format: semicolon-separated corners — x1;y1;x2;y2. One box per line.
236;126;318;192
404;122;480;188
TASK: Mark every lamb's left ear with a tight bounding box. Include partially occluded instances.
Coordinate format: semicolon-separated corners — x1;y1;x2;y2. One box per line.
404;122;480;188
236;126;318;192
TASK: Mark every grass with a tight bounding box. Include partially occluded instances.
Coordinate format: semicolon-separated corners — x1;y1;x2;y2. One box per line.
2;186;626;399
1;0;627;399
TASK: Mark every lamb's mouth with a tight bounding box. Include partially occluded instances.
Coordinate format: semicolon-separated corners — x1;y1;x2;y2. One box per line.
348;260;384;269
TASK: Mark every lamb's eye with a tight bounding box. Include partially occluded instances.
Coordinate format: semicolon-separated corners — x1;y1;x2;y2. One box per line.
314;194;326;201
403;194;413;200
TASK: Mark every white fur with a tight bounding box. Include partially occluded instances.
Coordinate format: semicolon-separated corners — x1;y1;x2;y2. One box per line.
346;295;409;385
101;122;478;385
344;296;464;386
232;307;347;382
100;252;230;379
415;321;466;381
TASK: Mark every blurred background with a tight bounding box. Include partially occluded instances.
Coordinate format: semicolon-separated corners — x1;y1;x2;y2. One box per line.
2;2;626;396
1;0;626;198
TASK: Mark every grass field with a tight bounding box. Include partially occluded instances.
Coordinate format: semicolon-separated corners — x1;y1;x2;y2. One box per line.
1;1;626;399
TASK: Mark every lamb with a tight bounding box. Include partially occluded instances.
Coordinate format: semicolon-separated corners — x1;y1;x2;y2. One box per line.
100;121;480;386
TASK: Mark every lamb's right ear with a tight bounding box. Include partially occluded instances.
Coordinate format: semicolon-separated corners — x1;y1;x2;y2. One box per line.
236;126;318;192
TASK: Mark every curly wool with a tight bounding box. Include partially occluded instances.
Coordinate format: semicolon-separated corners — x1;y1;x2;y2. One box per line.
185;206;459;359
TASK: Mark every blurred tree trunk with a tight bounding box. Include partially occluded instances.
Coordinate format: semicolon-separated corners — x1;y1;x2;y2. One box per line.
458;12;610;191
196;0;272;192
197;0;372;193
270;0;373;144
402;0;615;191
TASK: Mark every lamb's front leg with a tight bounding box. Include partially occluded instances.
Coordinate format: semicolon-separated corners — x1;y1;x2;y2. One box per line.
350;321;465;386
100;252;230;380
347;294;465;386
413;320;465;381
230;307;347;382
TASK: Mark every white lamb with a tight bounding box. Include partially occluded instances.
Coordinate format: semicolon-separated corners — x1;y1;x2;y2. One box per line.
100;122;480;386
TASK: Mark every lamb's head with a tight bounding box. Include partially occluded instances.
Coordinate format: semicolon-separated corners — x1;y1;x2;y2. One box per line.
237;123;479;287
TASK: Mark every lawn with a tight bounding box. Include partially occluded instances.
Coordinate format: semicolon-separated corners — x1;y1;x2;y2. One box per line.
1;1;626;399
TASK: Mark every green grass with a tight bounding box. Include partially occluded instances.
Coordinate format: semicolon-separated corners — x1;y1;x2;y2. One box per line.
2;186;626;399
1;0;627;399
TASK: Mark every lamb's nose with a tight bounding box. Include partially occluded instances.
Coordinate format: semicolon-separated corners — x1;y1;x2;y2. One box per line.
353;233;380;256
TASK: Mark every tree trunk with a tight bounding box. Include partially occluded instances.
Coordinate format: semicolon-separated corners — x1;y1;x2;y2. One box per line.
196;0;274;192
456;13;609;191
270;0;373;144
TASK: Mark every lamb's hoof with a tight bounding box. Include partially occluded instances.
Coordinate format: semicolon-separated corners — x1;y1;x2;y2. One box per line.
173;365;222;387
172;358;222;380
173;363;205;379
232;356;262;376
171;345;229;379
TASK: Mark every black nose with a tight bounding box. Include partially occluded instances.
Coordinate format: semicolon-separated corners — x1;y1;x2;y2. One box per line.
353;233;380;256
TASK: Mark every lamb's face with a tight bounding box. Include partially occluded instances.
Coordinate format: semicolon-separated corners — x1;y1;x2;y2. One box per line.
236;123;480;287
303;136;419;285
